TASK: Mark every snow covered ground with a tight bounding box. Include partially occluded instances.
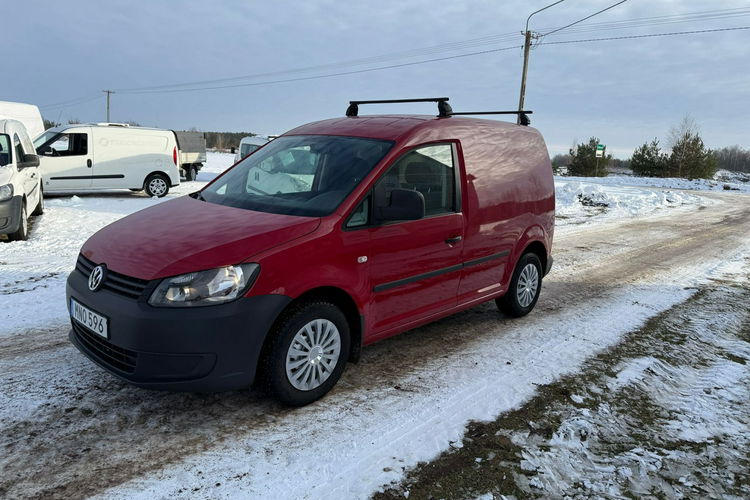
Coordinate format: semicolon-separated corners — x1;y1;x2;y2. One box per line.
1;153;749;499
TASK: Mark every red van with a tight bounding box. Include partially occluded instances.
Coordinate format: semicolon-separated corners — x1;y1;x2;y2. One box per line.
67;99;554;406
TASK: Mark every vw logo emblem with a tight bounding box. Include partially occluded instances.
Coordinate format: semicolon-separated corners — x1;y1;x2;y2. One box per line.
88;265;106;292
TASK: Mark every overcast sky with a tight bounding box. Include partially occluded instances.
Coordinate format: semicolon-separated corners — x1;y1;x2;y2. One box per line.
6;0;749;157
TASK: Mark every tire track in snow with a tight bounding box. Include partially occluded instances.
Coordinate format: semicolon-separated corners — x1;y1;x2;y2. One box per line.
1;193;749;499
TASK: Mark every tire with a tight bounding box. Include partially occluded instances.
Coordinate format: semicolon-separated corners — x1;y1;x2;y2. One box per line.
184;166;197;181
31;184;44;216
8;203;29;242
496;253;543;318
261;301;351;406
144;174;170;197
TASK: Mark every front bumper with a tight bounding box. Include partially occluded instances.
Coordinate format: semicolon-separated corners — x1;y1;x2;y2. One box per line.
66;268;291;391
0;195;22;234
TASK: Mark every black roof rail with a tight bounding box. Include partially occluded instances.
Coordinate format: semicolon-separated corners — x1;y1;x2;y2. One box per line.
449;110;533;126
346;97;453;118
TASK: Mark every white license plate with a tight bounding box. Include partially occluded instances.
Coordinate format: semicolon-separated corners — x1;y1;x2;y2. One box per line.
70;298;109;339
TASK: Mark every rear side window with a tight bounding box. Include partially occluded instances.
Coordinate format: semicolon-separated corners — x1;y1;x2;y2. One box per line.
36;132;88;156
375;143;457;217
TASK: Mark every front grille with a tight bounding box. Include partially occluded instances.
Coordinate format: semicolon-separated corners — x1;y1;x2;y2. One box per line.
76;254;150;300
72;322;138;373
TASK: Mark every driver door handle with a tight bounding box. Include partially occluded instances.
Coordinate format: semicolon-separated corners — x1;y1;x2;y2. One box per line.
445;236;462;245
87;159;92;168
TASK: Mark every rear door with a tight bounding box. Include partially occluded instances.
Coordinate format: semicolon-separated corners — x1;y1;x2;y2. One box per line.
38;128;93;190
364;143;465;336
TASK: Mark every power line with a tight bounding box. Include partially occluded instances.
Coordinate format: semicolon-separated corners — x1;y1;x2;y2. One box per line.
118;45;524;95
542;25;750;45
113;6;748;94
543;0;629;36
41;94;102;109
116;25;749;96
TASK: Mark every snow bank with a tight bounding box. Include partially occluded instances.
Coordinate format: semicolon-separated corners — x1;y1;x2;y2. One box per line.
559;171;750;194
554;181;703;226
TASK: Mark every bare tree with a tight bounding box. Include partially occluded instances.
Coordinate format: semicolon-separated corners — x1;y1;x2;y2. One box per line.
667;115;699;150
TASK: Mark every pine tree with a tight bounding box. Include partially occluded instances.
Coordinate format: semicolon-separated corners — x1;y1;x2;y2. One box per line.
630;139;668;177
568;137;610;177
668;133;717;179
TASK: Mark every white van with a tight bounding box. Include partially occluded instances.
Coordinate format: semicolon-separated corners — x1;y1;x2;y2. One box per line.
234;136;269;163
0;101;45;140
34;123;180;197
0;120;43;241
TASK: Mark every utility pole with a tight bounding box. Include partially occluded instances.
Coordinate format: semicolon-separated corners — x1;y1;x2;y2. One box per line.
517;0;567;124
103;90;114;122
517;30;533;124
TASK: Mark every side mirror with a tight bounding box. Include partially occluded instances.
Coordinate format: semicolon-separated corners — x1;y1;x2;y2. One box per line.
375;188;425;222
18;154;40;169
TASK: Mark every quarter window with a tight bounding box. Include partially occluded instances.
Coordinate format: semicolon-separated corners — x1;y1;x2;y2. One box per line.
374;143;457;217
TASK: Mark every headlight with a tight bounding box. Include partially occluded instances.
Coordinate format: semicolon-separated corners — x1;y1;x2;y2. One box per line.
148;263;260;307
0;184;13;202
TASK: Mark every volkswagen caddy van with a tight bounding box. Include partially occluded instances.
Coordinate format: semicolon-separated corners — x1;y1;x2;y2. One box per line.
67;99;555;406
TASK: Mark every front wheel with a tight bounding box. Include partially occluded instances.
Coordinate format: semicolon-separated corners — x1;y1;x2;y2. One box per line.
496;253;543;317
144;174;170;197
8;203;29;242
262;301;350;406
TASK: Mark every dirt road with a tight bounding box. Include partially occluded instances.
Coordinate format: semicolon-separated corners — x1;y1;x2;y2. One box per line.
1;191;749;499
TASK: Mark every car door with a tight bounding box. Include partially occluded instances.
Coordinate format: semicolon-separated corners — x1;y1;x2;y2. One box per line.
13;133;38;202
364;143;465;336
37;128;93;190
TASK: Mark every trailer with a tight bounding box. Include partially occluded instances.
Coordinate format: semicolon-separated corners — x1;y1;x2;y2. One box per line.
174;131;207;181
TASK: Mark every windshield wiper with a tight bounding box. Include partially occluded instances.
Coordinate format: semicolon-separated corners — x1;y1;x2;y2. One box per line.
190;191;205;201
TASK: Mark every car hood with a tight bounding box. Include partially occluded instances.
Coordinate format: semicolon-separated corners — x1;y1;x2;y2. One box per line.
81;196;321;280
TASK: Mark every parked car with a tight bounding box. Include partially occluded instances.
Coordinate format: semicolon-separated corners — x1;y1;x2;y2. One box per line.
66;99;554;406
234;136;268;163
0;119;43;241
174;130;207;181
0;101;45;140
34;123;180;197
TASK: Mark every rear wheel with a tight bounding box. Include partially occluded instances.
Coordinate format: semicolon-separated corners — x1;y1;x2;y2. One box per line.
496;253;542;317
8;203;28;242
262;301;350;406
184;165;198;181
31;184;44;216
144;174;169;197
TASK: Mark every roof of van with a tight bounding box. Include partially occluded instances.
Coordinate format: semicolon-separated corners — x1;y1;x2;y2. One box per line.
0;101;44;139
51;123;174;133
284;114;525;142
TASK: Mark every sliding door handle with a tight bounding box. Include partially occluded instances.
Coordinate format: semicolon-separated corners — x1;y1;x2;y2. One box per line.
87;159;92;168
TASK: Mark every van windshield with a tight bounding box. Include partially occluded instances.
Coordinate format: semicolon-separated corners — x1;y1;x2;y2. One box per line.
201;135;393;217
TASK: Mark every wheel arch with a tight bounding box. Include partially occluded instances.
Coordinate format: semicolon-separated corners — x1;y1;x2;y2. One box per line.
522;240;548;276
257;285;364;383
143;170;173;188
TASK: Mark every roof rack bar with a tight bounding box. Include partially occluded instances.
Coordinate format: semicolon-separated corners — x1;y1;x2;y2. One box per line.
449;110;533;126
346;97;452;117
448;110;533;115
